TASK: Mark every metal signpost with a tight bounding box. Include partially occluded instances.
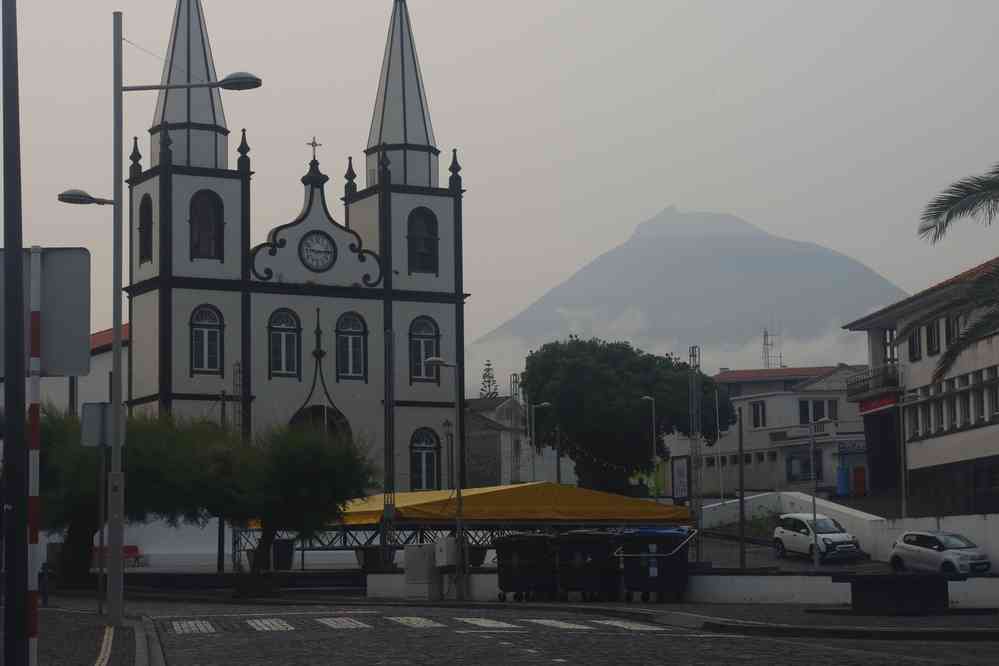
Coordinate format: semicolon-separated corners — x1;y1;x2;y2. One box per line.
81;403;119;615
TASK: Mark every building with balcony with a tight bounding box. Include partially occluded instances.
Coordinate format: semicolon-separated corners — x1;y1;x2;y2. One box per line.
845;256;999;516
670;365;868;499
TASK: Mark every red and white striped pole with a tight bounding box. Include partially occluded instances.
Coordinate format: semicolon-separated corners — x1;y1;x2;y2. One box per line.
28;245;42;666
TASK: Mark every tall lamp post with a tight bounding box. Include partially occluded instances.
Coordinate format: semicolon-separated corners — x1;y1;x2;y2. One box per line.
641;396;657;490
57;11;261;627
442;419;454;488
807;416;831;569
426;357;465;600
530;401;551;482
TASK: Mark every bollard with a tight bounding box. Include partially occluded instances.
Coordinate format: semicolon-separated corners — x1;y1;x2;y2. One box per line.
39;561;50;607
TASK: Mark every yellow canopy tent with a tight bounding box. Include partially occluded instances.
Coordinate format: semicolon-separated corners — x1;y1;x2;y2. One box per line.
338;482;690;526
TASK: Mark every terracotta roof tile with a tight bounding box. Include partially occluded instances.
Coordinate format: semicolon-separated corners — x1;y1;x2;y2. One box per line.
713;366;838;384
90;324;131;354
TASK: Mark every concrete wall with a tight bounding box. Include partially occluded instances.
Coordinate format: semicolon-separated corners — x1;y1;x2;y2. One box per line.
686;575;850;605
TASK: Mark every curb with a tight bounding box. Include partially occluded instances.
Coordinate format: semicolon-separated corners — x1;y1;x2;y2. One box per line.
126;619;148;666
699;620;999;642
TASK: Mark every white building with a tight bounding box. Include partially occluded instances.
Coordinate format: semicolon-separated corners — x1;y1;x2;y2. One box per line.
845;256;999;516
121;0;468;495
669;365;868;500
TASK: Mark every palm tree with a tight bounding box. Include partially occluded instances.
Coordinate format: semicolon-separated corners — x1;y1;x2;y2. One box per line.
907;164;999;379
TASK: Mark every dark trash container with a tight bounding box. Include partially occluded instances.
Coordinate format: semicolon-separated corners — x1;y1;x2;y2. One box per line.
356;546;399;573
272;539;296;571
619;527;692;603
556;530;621;602
495;533;557;602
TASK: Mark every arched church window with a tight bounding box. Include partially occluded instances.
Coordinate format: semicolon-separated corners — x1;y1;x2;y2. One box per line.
407;207;439;275
189;190;225;261
190;305;224;376
268;309;301;379
409;316;440;383
336;313;368;382
138;195;153;265
410;428;441;491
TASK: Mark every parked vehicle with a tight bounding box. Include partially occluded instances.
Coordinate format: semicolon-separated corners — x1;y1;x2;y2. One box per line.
773;512;863;562
890;531;991;575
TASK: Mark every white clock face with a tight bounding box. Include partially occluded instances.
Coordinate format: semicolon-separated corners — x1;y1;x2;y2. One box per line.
299;231;337;273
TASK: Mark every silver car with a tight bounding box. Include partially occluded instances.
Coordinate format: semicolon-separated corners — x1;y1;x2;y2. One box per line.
890;531;991;575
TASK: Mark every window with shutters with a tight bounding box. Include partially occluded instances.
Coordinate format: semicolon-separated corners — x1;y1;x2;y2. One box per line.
138;195;153;264
409;316;440;383
190;305;224;376
407;207;439;275
336;312;368;382
751;401;767;429
268;309;301;379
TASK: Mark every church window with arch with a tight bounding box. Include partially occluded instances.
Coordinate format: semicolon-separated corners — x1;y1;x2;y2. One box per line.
189;190;225;261
410;428;441;491
336;312;368;382
268;309;301;379
410;316;440;383
190;305;224;376
138;194;153;264
407;207;439;275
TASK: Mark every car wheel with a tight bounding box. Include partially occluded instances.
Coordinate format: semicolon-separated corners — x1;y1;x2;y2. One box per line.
942;561;957;575
774;540;786;559
890;556;905;572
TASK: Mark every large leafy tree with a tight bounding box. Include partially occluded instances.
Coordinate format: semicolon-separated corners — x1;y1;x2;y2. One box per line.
522;337;733;492
41;411;226;581
907;165;999;379
209;426;376;576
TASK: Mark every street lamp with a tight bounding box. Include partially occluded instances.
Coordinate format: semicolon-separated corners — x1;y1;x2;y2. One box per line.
425;356;466;600
442;419;454;488
640;395;656;461
56;11;260;627
529;401;551;482
808;416;831;569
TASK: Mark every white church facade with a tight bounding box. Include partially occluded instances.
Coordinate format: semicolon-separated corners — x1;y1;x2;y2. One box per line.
124;0;466;494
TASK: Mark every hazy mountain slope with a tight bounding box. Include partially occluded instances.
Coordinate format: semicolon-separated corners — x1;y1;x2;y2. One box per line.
472;207;905;375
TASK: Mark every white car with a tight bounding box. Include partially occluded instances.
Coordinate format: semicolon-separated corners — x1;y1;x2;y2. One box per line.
773;513;863;562
890;531;991;575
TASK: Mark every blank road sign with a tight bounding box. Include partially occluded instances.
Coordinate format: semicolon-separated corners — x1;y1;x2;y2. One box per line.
0;248;91;378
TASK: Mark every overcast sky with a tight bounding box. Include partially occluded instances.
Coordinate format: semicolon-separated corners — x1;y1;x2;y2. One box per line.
7;0;999;346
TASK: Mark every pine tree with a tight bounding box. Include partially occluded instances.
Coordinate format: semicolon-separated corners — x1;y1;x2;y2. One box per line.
480;360;499;398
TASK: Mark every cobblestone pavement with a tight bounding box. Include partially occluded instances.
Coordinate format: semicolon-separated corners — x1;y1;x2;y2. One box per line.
1;607;134;666
671;602;999;628
144;604;999;665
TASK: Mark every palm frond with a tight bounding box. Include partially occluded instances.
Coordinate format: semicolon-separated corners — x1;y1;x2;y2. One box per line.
933;307;999;382
920;167;999;244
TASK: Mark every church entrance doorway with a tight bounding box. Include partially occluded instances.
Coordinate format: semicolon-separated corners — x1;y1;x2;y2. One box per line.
289;404;352;442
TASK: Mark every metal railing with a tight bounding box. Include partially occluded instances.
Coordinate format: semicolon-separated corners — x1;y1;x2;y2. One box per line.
846;364;900;399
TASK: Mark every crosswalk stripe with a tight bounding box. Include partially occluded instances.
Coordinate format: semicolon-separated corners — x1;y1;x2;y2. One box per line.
591;620;666;632
523;619;592;630
171;620;215;635
455;617;522;629
316;617;372;630
246;618;295;632
387;617;447;629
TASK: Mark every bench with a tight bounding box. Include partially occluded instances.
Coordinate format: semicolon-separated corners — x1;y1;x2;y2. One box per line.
831;573;966;615
93;545;148;568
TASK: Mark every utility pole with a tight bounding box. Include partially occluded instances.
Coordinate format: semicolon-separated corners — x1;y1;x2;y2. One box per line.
738;407;746;570
716;388;723;503
688;346;703;562
3;0;30;662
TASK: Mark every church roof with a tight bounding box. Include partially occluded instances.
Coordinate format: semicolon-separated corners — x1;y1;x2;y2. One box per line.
152;0;227;134
367;0;436;152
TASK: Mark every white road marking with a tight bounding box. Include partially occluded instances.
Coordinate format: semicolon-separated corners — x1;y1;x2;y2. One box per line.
592;619;666;632
246;618;295;632
171;621;216;635
316;617;372;630
523;619;592;630
387;617;446;629
455;618;521;629
152;610;379;619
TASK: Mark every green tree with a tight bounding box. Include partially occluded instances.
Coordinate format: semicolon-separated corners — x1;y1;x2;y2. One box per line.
210;426;376;576
40;410;225;581
522;337;733;492
480;360;499;398
913;166;999;379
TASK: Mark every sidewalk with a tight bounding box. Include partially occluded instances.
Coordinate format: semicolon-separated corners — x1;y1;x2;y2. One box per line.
0;607;135;666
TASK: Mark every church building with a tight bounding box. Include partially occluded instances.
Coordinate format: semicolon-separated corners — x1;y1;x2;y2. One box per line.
125;0;466;494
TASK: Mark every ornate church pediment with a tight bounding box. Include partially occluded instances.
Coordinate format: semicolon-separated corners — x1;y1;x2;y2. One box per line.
251;151;382;288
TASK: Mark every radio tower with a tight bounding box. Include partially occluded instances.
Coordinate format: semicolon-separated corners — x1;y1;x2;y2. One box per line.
762;328;784;369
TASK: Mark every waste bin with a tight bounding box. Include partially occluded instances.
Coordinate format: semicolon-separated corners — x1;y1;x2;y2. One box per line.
619;527;692;603
495;533;557;602
272;539;296;571
556;530;621;602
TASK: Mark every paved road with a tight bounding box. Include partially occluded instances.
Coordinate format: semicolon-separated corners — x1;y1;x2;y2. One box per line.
147;604;998;665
